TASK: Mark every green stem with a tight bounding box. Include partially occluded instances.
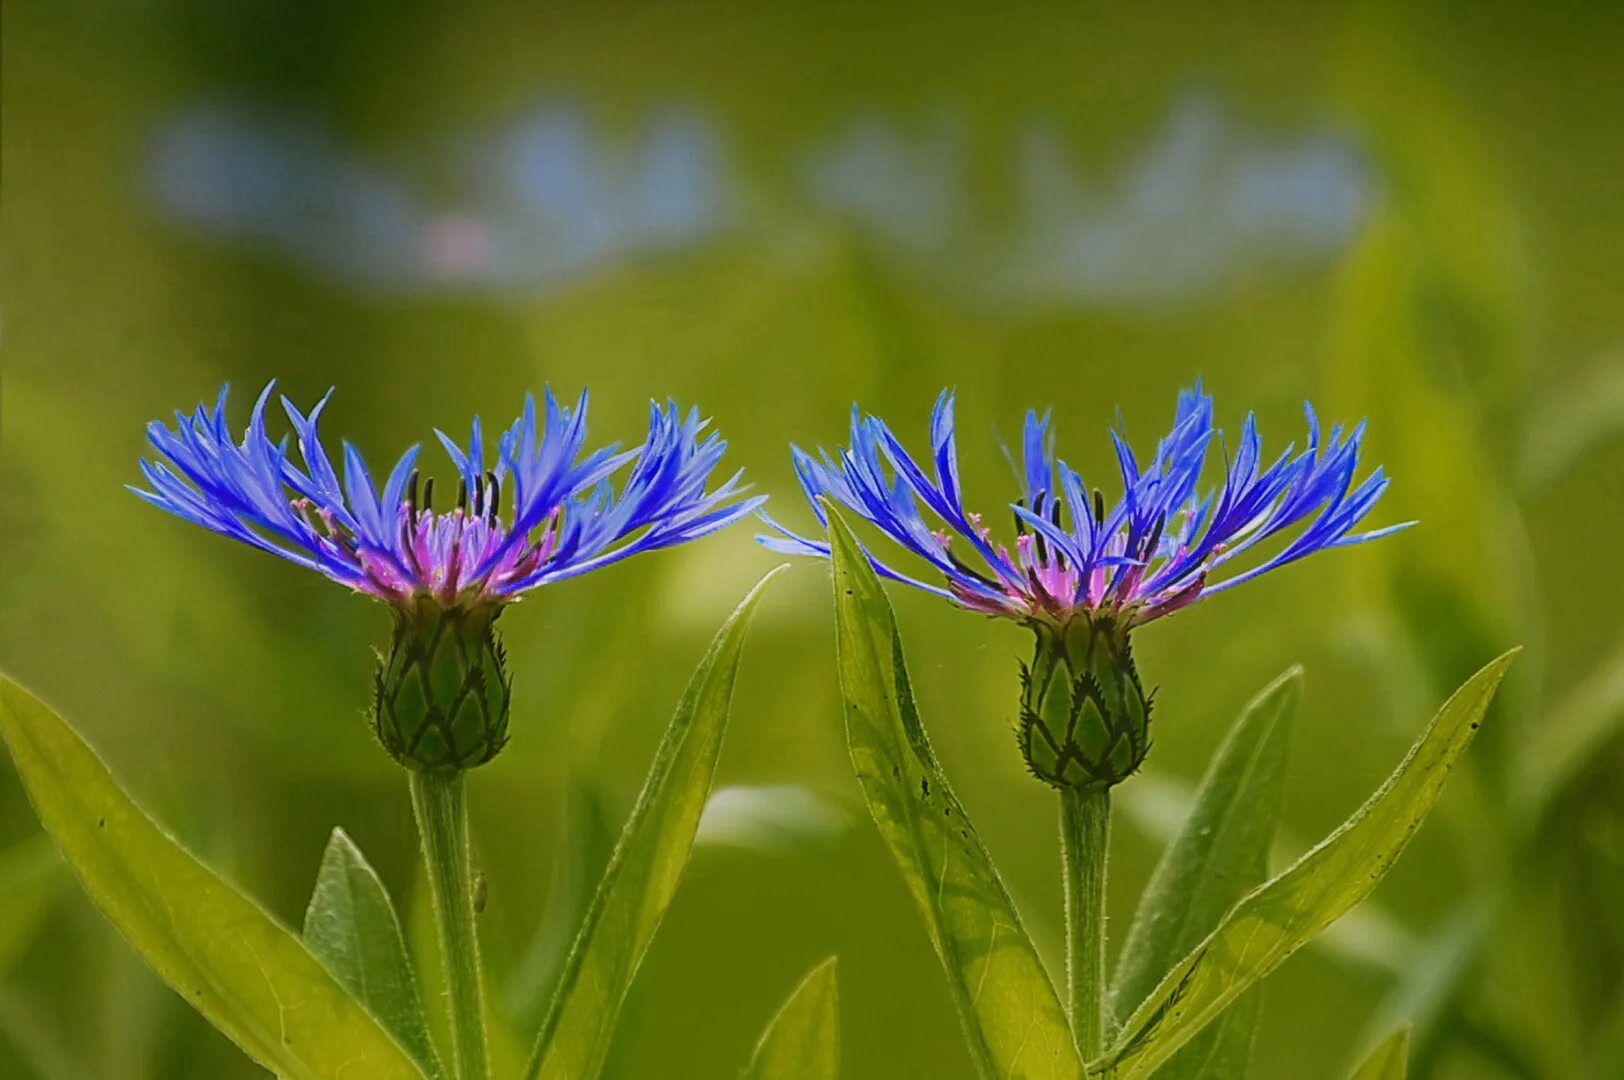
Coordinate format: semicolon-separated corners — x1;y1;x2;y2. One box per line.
1060;787;1111;1061
410;770;489;1080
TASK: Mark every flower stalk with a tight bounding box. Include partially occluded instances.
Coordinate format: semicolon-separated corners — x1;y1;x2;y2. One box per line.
410;770;488;1080
1059;787;1110;1059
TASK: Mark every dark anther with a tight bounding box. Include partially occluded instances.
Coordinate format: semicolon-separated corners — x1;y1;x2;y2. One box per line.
1141;513;1167;560
1026;567;1057;608
1093;488;1106;525
1013;497;1027;536
486;470;501;524
1029;493;1050;561
945;548;999;588
406;471;420;523
456;478;468;513
1049;495;1064;529
473;472;485;514
422;478;436;513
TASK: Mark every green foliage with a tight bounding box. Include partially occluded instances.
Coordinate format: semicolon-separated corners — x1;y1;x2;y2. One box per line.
1096;650;1517;1079
0;675;429;1080
1349;1025;1410;1080
742;957;841;1080
826;508;1080;1079
1111;669;1301;1078
526;566;786;1080
303;828;444;1078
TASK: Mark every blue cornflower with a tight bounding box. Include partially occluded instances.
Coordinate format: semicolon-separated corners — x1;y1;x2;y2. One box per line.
761;384;1409;791
761;383;1408;628
134;380;762;771
135;381;763;608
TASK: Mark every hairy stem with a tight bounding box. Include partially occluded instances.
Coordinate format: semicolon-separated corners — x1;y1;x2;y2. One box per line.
1060;787;1111;1060
411;770;489;1080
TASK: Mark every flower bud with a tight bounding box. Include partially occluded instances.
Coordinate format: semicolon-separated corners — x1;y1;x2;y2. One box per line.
1017;617;1151;791
371;599;511;772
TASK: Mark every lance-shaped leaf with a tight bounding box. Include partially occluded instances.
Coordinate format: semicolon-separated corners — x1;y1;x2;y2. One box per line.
1110;668;1301;1078
742;957;840;1079
1350;1025;1410;1080
303;828;442;1078
827;508;1080;1080
0;675;427;1080
526;566;786;1080
1094;650;1517;1080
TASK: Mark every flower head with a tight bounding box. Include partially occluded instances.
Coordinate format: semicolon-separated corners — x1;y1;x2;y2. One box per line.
135;380;762;772
134;381;763;609
762;383;1408;792
760;383;1408;629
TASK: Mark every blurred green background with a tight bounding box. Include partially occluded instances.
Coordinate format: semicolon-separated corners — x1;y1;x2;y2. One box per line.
3;2;1622;1077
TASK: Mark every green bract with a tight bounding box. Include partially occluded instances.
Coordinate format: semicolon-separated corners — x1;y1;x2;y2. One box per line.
1019;617;1152;792
373;600;512;772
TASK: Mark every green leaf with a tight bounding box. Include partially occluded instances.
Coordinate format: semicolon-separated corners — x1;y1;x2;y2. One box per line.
1350;1025;1410;1080
1111;668;1301;1078
303;828;443;1078
527;566;786;1080
0;834;62;977
741;956;840;1080
0;675;427;1080
1095;649;1517;1080
826;508;1080;1080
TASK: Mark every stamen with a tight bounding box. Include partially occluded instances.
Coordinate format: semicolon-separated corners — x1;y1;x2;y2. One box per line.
486;470;500;524
1026;567;1059;612
456;478;468;513
1141;513;1167;561
406;471;420;524
1093;488;1106;525
1031;493;1050;563
294;498;332;538
944;548;999;589
422;478;436;513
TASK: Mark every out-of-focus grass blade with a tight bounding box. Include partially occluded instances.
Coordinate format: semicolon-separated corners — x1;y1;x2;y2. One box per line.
0;834;61;976
1517;632;1624;816
697;784;850;853
503;778;617;1029
827;508;1079;1080
0;675;427;1080
1111;669;1300;1078
1357;903;1487;1073
1094;650;1517;1080
526;567;786;1080
1518;353;1624;490
741;956;840;1080
1329;9;1535;731
303;828;443;1078
1350;1025;1410;1080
